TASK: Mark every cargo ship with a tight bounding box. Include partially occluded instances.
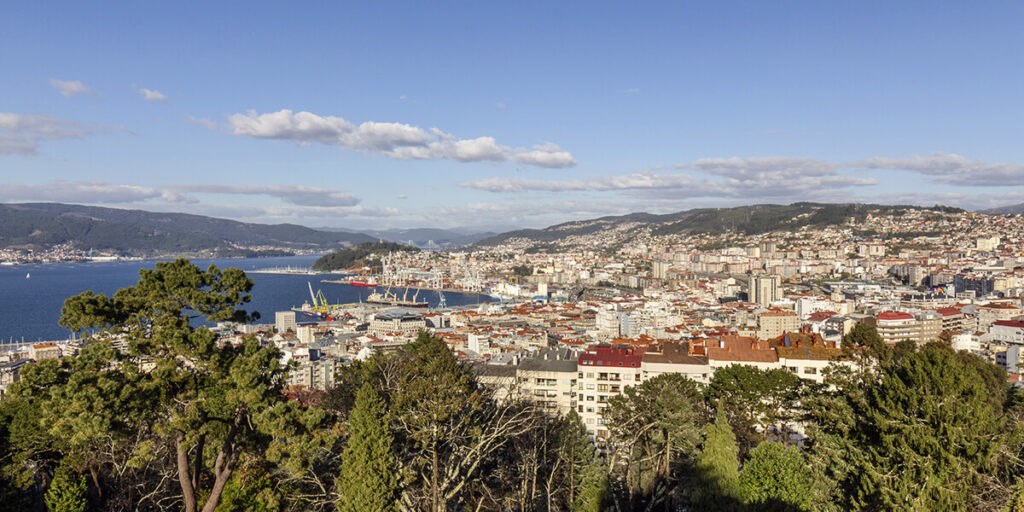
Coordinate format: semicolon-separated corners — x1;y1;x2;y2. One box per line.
366;287;429;308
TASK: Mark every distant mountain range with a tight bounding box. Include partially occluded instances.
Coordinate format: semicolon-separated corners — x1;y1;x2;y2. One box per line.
978;202;1024;215
0;203;375;256
1;201;987;257
473;202;966;247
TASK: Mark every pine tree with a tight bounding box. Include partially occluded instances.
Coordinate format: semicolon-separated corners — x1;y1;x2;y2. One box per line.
574;456;609;512
558;410;595;507
692;408;742;511
44;462;87;512
739;441;815;512
336;383;397;512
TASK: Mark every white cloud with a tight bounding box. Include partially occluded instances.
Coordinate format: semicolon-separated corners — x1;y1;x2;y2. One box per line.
462;156;872;198
0;181;365;210
224;109;577;168
626;88;640;94
137;88;167;102
0;181;160;203
686;156;838;179
49;79;93;98
0;113;97;155
167;184;361;207
512;143;579;168
851;152;1024;186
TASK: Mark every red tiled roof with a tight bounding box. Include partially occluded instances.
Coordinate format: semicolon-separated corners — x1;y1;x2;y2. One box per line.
878;311;914;321
994;320;1024;329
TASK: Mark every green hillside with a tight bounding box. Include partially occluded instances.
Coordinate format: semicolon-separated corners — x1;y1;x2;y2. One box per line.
0;203;375;255
474;202;964;247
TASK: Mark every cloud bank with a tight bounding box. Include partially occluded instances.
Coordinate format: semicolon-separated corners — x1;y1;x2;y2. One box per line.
226;109;577;168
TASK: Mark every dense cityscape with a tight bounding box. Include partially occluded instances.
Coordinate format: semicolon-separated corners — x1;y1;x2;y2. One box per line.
2;204;1024;510
6;1;1024;511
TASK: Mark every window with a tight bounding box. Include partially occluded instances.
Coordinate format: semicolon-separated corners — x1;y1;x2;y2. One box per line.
597;384;609;392
787;366;798;373
586;395;594;401
804;367;817;375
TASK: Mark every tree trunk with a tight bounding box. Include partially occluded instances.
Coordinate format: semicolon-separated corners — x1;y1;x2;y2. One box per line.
88;464;102;498
432;429;440;512
192;433;205;493
176;431;198;512
200;409;244;512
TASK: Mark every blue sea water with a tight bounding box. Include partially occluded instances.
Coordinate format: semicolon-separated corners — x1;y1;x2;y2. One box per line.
0;255;491;342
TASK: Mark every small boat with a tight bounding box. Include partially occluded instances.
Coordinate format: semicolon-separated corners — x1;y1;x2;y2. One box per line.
25;273;30;279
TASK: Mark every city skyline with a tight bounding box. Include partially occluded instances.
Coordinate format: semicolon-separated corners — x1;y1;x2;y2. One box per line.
3;1;1024;230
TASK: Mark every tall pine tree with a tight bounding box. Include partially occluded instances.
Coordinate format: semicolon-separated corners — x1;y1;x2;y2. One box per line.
336;382;397;512
692;408;742;511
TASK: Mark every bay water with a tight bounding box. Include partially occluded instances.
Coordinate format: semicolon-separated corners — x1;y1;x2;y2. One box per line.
0;255;491;342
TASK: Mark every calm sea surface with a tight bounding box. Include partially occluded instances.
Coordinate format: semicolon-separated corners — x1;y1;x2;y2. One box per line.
0;255;491;342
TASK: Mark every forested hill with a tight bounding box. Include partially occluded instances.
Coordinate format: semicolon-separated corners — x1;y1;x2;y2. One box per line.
311;241;420;271
0;203;375;256
474;202;965;247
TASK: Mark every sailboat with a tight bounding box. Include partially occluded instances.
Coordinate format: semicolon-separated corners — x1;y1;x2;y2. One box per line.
25;273;30;279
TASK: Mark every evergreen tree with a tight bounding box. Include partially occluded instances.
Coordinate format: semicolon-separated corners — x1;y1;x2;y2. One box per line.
574;456;609;512
692;408;742;511
558;410;595;508
841;322;885;355
604;373;703;508
44;462;87;512
706;365;802;452
336;383;397;512
738;441;814;512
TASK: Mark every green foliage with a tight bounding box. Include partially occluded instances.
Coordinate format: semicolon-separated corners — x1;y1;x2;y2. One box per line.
855;345;1009;510
738;441;815;512
311;242;419;271
706;365;802;451
11;260;336;512
1007;478;1024;512
692;409;742;511
604;373;703;509
511;265;532;277
558;410;596;507
216;462;284;512
841;322;885;355
44;461;88;512
336;383;397;512
574;457;609;512
806;343;1019;511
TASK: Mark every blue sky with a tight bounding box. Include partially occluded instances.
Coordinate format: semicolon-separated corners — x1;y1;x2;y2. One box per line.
2;1;1023;230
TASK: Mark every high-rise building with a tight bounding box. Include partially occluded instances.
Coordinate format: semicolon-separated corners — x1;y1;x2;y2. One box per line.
275;311;297;333
748;274;782;307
